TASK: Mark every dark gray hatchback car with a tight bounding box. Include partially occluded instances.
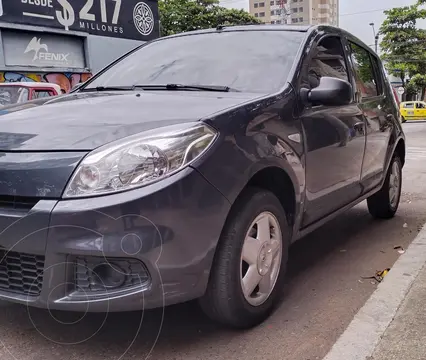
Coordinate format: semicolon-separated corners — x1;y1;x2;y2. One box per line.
0;24;404;329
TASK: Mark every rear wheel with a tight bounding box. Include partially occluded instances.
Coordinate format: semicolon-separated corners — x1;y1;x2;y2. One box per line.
367;155;402;219
200;188;289;329
401;116;407;123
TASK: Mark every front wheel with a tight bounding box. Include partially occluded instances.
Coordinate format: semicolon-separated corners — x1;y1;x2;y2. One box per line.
367;155;402;219
199;188;289;329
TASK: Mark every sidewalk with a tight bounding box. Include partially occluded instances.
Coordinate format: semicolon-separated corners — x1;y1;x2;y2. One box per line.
323;224;426;360
370;265;426;360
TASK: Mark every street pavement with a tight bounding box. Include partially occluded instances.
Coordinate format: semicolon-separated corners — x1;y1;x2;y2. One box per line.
0;122;425;360
370;264;426;360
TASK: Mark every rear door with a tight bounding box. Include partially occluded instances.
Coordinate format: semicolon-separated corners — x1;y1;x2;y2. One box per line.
347;41;394;192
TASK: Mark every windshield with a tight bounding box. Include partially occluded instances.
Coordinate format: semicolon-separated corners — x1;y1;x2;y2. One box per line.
0;86;29;107
85;31;305;94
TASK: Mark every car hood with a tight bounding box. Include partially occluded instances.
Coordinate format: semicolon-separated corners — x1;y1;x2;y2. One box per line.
0;91;260;151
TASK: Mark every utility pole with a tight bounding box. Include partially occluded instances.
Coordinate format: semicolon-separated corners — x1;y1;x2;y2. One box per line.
279;0;290;24
369;22;379;53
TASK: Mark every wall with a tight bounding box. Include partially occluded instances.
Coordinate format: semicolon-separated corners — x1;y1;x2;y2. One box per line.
86;35;143;73
0;71;92;93
0;24;145;93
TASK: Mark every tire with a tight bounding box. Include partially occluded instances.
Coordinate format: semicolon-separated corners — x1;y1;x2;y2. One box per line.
367;155;402;219
199;187;290;329
401;116;407;123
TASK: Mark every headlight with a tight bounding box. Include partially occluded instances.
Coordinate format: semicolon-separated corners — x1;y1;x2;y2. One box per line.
63;123;217;198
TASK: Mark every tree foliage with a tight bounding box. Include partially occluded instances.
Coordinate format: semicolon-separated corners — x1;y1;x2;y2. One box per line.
379;1;426;99
158;0;260;37
409;73;426;99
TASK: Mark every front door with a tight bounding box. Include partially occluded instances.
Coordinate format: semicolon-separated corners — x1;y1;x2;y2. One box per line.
415;102;426;120
298;35;366;227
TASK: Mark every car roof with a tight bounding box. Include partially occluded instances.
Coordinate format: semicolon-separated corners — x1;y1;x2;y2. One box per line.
0;82;59;88
158;24;371;51
162;24;314;40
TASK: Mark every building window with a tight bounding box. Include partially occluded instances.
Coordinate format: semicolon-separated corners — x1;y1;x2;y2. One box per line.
292;18;298;23
270;0;275;5
292;0;297;2
299;17;303;22
255;13;259;17
254;3;258;8
259;12;265;17
292;7;298;12
299;7;303;12
259;2;265;7
276;19;281;24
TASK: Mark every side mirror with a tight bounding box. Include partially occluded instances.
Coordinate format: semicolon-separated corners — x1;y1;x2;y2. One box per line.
306;76;352;106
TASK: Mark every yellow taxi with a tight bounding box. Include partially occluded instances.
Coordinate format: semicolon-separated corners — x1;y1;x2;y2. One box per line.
400;101;426;122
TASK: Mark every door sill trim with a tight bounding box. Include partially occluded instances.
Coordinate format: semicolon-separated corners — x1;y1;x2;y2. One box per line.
292;185;382;242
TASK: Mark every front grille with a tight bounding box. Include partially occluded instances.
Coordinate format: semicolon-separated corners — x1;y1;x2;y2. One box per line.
0;196;39;210
0;250;45;296
75;257;150;293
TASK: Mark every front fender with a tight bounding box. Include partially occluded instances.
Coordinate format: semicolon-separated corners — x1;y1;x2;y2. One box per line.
192;122;305;210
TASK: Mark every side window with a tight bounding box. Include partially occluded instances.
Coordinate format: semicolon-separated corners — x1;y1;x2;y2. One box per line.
349;42;378;98
306;36;349;90
404;103;414;109
370;55;384;95
33;90;53;99
416;102;425;109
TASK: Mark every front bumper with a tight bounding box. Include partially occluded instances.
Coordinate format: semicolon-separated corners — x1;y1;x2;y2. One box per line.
0;168;230;312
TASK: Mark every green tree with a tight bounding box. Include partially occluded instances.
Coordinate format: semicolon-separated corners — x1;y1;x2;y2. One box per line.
409;73;426;99
159;0;260;37
405;81;418;100
379;1;426;99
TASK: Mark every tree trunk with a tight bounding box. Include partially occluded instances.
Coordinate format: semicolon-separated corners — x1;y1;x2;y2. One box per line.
422;87;426;101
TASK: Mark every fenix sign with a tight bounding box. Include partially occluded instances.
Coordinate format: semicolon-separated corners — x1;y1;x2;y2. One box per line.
0;0;159;41
25;37;69;63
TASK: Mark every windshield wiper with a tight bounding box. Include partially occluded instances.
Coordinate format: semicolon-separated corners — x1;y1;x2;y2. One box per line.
133;84;237;92
81;84;238;93
80;86;136;92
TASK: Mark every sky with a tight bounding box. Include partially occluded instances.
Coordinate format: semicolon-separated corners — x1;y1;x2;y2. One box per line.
220;0;425;47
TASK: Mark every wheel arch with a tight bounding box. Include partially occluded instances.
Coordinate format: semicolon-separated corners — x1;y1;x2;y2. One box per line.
394;137;406;167
243;166;298;228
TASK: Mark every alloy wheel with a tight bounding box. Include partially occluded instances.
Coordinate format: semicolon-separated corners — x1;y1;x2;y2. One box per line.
240;212;282;307
389;160;401;209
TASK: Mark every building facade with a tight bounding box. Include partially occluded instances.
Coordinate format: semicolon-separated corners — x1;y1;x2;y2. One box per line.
249;0;339;27
0;0;159;93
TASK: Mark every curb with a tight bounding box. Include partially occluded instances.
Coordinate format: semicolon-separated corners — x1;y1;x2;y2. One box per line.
322;223;426;360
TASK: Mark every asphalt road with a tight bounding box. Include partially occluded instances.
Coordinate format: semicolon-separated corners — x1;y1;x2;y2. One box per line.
0;122;426;360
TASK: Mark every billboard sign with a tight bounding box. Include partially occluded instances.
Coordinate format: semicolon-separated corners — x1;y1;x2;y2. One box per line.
0;0;159;41
3;30;86;68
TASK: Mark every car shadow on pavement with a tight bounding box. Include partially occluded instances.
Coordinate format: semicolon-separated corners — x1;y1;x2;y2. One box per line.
0;203;421;360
